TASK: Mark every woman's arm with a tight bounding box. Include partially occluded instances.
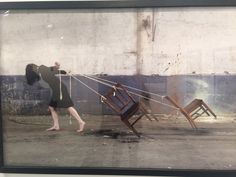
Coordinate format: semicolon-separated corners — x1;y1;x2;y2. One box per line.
50;62;67;74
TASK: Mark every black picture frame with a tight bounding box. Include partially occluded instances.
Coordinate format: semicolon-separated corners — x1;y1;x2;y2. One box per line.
0;1;236;176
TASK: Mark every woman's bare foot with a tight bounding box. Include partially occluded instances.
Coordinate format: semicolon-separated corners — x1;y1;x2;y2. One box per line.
46;126;60;131
77;121;85;132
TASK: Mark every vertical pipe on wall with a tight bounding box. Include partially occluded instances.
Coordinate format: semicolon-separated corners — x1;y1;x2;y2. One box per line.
136;9;142;75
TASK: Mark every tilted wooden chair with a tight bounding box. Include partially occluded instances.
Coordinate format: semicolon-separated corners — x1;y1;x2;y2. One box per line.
102;83;154;137
184;99;217;120
165;96;217;129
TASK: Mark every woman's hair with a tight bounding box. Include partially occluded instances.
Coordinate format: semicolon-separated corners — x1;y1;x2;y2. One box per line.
25;64;40;85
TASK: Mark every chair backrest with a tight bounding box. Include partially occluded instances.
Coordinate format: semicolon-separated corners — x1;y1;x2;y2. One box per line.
103;83;137;115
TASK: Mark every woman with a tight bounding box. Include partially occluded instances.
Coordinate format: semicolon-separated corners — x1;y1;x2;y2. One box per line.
25;62;85;132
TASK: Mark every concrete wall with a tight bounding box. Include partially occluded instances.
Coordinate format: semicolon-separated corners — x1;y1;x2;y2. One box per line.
0;9;138;75
1;8;236;75
1;8;236;115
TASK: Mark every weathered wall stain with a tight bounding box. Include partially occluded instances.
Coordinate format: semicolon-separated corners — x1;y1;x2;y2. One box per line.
142;15;151;38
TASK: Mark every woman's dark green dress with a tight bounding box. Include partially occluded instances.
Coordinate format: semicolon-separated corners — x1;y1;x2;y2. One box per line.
38;65;74;108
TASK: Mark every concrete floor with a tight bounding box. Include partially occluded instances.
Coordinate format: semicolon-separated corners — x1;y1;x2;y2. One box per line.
2;114;236;170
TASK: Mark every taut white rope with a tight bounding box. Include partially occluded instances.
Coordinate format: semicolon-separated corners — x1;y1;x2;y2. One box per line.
82;75;114;88
70;75;106;102
86;75;165;98
59;70;63;100
69;75;72;124
127;90;179;110
75;74;179;110
61;68;179;111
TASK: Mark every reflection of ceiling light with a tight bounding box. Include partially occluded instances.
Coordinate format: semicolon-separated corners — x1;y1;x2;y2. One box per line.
47;24;53;28
3;14;9;17
60;36;64;40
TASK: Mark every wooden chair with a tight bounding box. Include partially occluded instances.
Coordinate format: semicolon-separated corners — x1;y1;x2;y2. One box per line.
102;83;154;137
165;96;217;129
184;99;217;120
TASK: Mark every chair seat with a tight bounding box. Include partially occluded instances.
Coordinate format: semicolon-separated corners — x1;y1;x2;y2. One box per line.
121;102;139;120
102;83;151;137
184;99;203;114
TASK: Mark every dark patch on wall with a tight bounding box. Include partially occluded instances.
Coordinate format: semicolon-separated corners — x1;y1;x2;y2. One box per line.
0;76;51;115
1;74;236;115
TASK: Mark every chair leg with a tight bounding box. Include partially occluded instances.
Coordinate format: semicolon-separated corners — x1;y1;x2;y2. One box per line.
202;102;217;119
183;113;198;129
131;114;143;126
122;119;140;137
140;103;159;121
165;96;197;129
200;105;210;116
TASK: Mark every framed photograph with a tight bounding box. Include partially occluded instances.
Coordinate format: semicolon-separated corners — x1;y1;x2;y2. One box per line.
1;0;236;176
